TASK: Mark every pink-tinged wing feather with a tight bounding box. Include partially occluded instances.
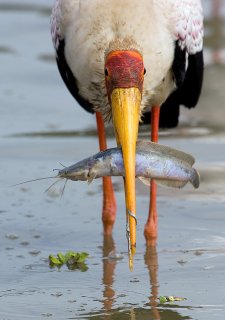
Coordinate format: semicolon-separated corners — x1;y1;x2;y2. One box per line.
50;0;62;51
172;0;203;54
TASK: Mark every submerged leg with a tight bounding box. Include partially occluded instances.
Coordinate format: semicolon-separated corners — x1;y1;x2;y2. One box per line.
144;105;160;246
96;112;117;235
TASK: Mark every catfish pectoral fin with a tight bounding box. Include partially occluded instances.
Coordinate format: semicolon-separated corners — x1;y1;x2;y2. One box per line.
138;177;151;186
87;169;97;184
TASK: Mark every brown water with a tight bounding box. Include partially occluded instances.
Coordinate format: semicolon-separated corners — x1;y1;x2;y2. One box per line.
0;1;225;319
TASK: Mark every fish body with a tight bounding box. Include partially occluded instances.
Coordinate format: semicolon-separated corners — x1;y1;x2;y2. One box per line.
58;141;200;189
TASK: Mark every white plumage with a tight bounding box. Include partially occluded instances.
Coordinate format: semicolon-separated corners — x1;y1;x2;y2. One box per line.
51;0;203;53
50;0;203;117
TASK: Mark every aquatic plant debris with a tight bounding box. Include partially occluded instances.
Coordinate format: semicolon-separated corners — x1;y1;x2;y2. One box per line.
159;296;187;303
49;251;89;271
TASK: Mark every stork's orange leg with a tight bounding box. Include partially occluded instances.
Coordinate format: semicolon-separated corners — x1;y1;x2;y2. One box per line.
144;105;160;246
96;112;117;235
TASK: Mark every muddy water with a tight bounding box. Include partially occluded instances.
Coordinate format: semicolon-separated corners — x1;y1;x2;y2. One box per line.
0;1;225;319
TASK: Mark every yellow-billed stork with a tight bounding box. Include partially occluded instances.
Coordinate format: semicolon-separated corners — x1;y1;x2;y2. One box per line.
51;0;204;268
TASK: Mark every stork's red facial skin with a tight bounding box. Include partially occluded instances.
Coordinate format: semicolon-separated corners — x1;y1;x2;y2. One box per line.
105;50;145;101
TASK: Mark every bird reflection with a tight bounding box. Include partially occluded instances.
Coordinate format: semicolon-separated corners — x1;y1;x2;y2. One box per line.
101;235;160;318
144;245;160;320
99;238;190;319
102;235;116;312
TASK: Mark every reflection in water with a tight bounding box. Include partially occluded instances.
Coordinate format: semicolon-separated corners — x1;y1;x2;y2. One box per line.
98;239;190;319
102;235;116;313
144;245;160;320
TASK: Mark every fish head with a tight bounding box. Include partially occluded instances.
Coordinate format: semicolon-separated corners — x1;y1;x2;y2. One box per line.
57;159;90;182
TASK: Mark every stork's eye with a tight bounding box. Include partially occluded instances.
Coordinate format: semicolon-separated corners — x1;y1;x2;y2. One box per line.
104;68;109;76
144;68;146;75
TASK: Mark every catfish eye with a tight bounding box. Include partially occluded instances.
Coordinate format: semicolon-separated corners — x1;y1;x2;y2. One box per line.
144;68;146;75
104;68;109;76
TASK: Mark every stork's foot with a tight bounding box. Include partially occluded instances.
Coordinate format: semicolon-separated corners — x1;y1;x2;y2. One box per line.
144;218;158;247
102;177;117;235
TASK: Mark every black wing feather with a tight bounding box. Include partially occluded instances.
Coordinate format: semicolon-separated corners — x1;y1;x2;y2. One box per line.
56;39;94;114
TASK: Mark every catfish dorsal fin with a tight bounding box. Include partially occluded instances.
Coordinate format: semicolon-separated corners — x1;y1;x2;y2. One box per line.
136;140;195;166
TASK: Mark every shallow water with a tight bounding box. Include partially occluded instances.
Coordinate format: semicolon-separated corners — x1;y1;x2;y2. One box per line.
0;1;225;319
